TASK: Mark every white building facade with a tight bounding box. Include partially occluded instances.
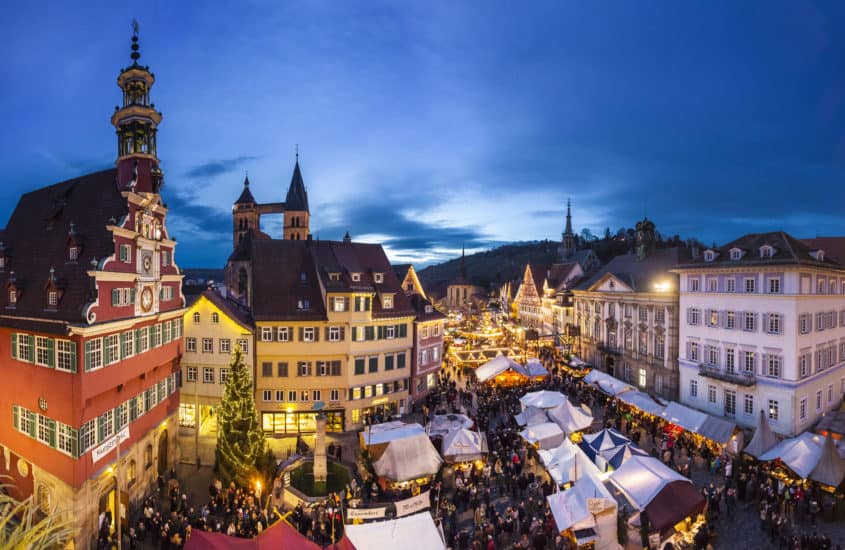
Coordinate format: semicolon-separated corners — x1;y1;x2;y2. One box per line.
675;232;845;437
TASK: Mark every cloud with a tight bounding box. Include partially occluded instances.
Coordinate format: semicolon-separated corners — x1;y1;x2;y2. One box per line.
183;156;259;179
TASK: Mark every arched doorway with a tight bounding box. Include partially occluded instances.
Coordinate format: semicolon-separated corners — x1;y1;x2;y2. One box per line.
157;431;168;476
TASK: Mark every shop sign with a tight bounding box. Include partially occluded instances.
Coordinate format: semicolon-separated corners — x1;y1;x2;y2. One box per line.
586;498;605;514
347;507;387;520
92;426;130;465
395;490;430;517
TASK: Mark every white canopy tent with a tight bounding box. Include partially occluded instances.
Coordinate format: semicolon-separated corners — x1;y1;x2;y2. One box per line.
660;402;707;433
547;471;618;550
583;370;634;396
427;414;474;437
759;432;826;480
538;439;602;485
568;355;588;368
520;390;568;410
360;422;426;447
442;429;488;463
514;405;550;427
372;432;443;482
519;422;566;450
475;354;528;382
810;433;845;488
608;455;688;510
616;390;665;417
744;410;779;458
547;399;594;433
344;512;446;550
524;358;550;377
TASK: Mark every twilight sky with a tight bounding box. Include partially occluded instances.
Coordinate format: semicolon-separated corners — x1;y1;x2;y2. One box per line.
1;1;844;267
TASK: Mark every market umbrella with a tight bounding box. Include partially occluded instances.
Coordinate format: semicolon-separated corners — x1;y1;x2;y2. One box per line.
582;428;630;453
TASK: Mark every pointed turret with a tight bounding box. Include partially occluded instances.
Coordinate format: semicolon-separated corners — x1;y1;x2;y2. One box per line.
560;198;576;260
233;174;259;249
283;155;310;240
235;175;256;205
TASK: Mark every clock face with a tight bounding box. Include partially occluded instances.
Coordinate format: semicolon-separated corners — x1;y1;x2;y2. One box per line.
143;255;152;272
140;287;154;312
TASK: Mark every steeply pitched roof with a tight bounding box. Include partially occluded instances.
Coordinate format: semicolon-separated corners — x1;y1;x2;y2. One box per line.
234;176;256;205
284;161;309;212
392;264;412;283
408;293;446;322
244;239;414;321
0;168;127;328
528;263;550;297
800;237;845;266
575;247;689;292
546;262;580;291
681;231;843;270
199;289;253;332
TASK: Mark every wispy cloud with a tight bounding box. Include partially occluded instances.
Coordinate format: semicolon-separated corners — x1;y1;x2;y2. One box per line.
183;156;259;179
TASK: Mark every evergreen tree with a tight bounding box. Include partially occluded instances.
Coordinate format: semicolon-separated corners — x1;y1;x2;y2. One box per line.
215;344;266;487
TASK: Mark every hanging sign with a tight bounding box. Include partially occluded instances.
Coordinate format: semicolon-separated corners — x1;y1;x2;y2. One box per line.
92;426;130;465
395;490;430;517
346;507;387;520
587;498;605;514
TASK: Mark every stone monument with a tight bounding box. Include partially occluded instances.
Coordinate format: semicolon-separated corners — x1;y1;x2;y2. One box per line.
313;403;327;483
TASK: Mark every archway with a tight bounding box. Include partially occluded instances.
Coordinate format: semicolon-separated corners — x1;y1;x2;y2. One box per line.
157;431;168;476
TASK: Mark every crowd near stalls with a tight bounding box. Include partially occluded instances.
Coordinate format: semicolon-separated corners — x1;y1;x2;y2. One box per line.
475;353;550;385
358;421;443;498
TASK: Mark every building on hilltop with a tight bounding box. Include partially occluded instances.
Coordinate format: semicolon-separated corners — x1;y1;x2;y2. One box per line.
558;199;599;272
0;25;185;547
573;219;687;401
675;231;845;436
445;246;487;315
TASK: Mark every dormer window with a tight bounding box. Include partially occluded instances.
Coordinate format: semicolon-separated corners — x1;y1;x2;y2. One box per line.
351;272;361;282
759;245;774;258
68;246;79;261
9;290;17;305
374;273;384;284
810;249;825;261
425;305;433;314
382;295;393;309
297;299;310;310
729;248;743;260
328;272;340;282
48;291;58;307
300;272;307;283
703;250;717;262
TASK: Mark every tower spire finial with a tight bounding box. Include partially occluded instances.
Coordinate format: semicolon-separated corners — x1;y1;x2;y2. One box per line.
295;144;299;162
130;19;141;63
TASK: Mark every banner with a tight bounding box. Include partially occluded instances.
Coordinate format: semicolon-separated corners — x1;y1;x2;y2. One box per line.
395;490;430;517
92;426;130;465
346;507;387;520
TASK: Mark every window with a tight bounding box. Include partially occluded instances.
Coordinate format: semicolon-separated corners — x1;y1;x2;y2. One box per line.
219;338;231;353
297;299;310;310
277;362;288;377
104;334;119;365
193;312;200;324
185;337;197;352
655;334;665;360
744;394;754;416
767;313;782;335
744;278;756;293
768;278;781;294
724;390;736;416
397;353;406;369
317;361;328;376
385;354;395;371
35;336;52;367
708;385;717;403
368;356;378;373
161;250;171;267
202;338;213;353
382;295;393;309
298;361;311;376
262;390;272;402
144;444;153;467
374;273;384;283
726;278;736;292
48;291;58;306
655;308;665;324
238;339;249;353
816;390;823;411
765;355;782;378
743;312;756;332
385;326;395;339
722;311;734;330
799;314;811;334
186;366;197;382
688;278;700;292
743;351;755;373
706;345;719;366
262;327;273;341
800;398;807;422
99;409;114;441
816;312;826;331
799;352;811;378
330;360;341;376
84;338;103;371
768;400;779;421
137;328;149;353
220;368;231;384
300;390;310;402
707;278;718;292
8;290;16;305
730;248;742;260
330;389;340;402
313;390;321;401
211;312;219;324
703;250;715;262
160;286;173;301
331;296;347;312
829;384;834;404
277;327;289;341
261;362;272;377
303;327;315;342
57;423;75;456
707;309;719;327
55;340;76;372
288;390;298;402
329;326;341;342
760;245;773;258
36;414;52;445
638;369;646;388
687;308;701;326
354;358;365;375
274;390;283;402
688;342;699;362
119;244;131;263
203;367;214;383
725;348;735;372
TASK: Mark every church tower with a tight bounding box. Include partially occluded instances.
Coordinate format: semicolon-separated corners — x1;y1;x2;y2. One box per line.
233;175;259;248
560;198;575;260
111;21;164;194
283;155;310;241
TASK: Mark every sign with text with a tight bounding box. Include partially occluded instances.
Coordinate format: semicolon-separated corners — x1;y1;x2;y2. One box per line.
586;498;605;514
395;490;430;517
346;507;387;520
92;426;130;465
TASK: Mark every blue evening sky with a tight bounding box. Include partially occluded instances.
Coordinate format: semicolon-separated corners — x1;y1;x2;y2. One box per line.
1;1;843;267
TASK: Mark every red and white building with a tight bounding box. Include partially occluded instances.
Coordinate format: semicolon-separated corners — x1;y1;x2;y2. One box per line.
0;28;184;547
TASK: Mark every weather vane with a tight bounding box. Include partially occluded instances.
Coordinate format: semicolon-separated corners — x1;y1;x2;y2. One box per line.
132;19;139;37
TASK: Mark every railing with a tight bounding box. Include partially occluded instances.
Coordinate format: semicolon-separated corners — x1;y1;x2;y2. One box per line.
698;364;757;386
597;343;622;355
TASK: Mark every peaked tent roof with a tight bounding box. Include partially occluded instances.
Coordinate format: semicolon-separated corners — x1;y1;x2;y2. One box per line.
519;422;566;450
514;405;550;427
475;353;526;382
524;358;551;377
603;443;649;470
442;429;488;462
547;399;593;433
520;390;567;410
372;433;443;482
285;160;309;212
581;428;630;455
547;470;616;532
644;480;706;532
608;455;689;510
744;410;779;458
758;432;824;479
810;433;845;488
185;518;328;550
344;512;446;550
427;414;474;437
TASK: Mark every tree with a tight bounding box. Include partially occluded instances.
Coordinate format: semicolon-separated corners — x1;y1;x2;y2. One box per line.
215;344;267;487
0;478;75;549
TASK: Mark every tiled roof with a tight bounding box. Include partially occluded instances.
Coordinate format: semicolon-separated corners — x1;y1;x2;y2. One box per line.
0;168;127;326
680;231;843;270
575;247;689;292
528;263;550;297
200;289;253;331
392;263;412;283
243;239;415;321
546;262;579;291
234;176;256;205
800;237;845;266
408;294;446;322
284;161;309;212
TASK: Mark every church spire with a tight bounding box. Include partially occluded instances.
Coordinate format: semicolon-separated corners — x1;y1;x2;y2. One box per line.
460;244;467;279
561;199;575;260
283;154;310;240
564;198;573;236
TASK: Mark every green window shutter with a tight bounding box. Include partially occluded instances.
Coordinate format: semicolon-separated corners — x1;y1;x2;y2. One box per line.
113;405;120;433
340;327;346;340
12;405;19;431
84;341;92;371
365;297;371;311
10;333;16;360
27;411;36;437
26;335;34;363
69;342;77;373
377;326;384;339
129;399;138;421
70;428;78;458
46;338;55;368
314;328;320;342
48;419;57;448
119;333;126;360
298;327;304;341
130;288;136;304
134;329;141;354
351;327;358;340
111;289;119;306
97;418;104;442
324;327;330;341
399;324;407;338
398;353;406;369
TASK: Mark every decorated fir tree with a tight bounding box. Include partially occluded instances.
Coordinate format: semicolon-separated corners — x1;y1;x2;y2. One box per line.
215;344;267;487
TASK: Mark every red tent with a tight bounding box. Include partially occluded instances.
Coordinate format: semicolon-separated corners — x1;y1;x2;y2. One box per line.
644;480;706;532
185;519;354;550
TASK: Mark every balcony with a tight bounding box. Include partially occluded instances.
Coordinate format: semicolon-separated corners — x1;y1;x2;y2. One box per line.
698;364;756;386
597;343;621;355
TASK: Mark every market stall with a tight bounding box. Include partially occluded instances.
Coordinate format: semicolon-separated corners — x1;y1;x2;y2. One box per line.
520;421;566;450
547;399;594;434
344;512;446;550
546;470;619;550
519;390;568;410
660;401;738;452
524;358;551;377
427;414;474;437
441;428;488;464
579;429;630;459
515;405;550;427
616;390;665;417
475;353;537;384
583;370;634;396
538;438;601;486
360;422;425;449
743;410;779;459
371;430;443;494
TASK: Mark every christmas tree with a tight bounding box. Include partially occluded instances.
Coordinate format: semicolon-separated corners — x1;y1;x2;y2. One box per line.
215;343;267;487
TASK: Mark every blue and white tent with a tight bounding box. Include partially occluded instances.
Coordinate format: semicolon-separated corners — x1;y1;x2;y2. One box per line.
603;443;649;470
580;428;630;460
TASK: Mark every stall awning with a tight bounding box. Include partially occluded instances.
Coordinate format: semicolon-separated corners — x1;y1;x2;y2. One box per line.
372;433;443;482
583;370;634;396
608;455;689;510
547;399;594;433
520;390;568;410
759;432;829;480
519;422;566;450
644;480;706;532
345;512;446;550
616;390;665;417
660;402;707;433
